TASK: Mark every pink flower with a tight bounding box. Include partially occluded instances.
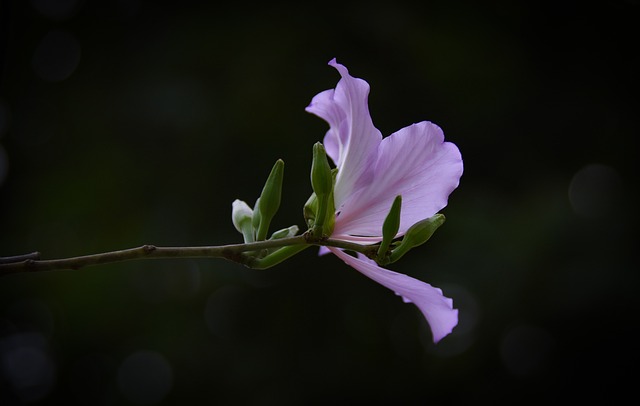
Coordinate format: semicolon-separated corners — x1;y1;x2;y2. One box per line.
306;59;463;343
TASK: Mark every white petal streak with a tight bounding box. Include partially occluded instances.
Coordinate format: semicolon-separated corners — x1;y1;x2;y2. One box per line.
334;121;463;237
305;59;382;209
329;247;458;343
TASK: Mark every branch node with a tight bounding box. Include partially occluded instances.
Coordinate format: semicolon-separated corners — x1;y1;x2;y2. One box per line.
143;245;157;253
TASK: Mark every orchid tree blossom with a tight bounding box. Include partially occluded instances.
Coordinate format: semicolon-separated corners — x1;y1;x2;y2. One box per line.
0;58;464;344
306;59;463;343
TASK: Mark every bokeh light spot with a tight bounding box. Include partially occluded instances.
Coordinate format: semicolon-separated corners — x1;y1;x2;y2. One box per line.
0;333;56;403
568;163;623;218
31;30;81;83
117;351;173;405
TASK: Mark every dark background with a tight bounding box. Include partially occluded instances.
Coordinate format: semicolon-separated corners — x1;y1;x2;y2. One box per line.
1;0;638;404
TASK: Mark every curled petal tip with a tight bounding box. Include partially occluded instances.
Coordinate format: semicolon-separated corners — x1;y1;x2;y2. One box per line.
432;308;458;344
329;248;458;343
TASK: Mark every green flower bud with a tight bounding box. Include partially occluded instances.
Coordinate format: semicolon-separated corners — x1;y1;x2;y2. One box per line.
389;214;446;263
269;225;299;240
376;195;402;264
310;143;334;238
256;159;284;240
252;198;262;232
323;168;338;235
323;173;336;236
303;192;318;229
311;143;333;197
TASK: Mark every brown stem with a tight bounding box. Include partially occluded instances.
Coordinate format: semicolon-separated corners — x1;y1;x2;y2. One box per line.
0;233;379;276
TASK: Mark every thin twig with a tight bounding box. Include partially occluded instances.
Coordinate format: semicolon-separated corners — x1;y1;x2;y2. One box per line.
0;252;41;264
0;233;379;276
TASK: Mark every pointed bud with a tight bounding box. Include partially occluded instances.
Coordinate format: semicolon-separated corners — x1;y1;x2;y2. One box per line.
389;214;446;263
231;199;254;242
322;169;338;236
259;225;301;256
252;198;261;232
311;143;332;197
377;196;402;264
270;225;299;240
310;143;334;238
303;192;318;229
256;159;284;240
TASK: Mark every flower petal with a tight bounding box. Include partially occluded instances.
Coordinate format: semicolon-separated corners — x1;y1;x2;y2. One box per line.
305;59;382;209
329;247;458;343
333;121;463;238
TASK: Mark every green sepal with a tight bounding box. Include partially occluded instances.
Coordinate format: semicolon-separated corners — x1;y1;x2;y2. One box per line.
269;225;299;240
322;172;336;236
311;143;333;196
261;225;301;256
303;192;318;229
252;198;261;234
246;244;311;270
389;214;446;263
256;159;284;240
376;195;402;265
310;143;333;238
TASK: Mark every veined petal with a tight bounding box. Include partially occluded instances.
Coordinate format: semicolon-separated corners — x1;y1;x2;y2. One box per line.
305;59;382;209
333;121;463;238
329;247;458;343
